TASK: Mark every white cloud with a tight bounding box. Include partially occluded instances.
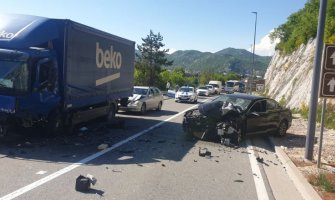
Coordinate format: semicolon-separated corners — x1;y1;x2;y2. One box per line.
249;30;280;56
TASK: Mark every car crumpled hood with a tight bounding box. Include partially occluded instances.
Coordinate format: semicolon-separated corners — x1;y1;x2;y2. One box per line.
128;94;143;102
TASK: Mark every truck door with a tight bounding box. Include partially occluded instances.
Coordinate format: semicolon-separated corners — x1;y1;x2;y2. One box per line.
35;58;60;114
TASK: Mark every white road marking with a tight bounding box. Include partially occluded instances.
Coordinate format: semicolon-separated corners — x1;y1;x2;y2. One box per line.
246;139;270;200
0;103;202;200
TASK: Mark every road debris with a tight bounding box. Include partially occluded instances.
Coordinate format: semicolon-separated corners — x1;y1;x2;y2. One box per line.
234;180;244;183
256;156;264;163
199;147;211;157
75;174;97;192
136;163;143;167
97;143;109;150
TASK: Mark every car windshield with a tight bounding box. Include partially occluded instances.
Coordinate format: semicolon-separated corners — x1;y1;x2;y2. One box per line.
212;95;252;111
209;84;218;88
206;85;213;89
133;87;148;95
179;87;193;92
0;60;29;92
198;86;207;90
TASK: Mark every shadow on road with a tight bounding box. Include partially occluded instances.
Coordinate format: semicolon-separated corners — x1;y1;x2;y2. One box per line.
0;113;197;166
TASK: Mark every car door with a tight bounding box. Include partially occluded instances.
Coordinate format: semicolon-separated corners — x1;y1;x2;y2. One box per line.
245;99;268;135
266;99;281;132
146;88;155;109
153;87;163;107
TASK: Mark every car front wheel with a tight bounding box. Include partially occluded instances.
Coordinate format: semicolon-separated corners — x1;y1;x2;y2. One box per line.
277;121;288;137
156;101;162;111
140;103;146;115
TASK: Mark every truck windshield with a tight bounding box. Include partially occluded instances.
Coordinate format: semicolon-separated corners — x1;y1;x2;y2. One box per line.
0;60;29;92
226;82;235;87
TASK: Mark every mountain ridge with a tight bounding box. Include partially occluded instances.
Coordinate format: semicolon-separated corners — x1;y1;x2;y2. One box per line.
165;47;271;75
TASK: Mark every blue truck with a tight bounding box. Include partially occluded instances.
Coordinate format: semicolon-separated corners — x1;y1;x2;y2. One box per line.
0;14;135;136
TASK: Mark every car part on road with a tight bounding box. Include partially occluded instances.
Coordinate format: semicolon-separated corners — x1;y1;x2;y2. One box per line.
75;174;97;192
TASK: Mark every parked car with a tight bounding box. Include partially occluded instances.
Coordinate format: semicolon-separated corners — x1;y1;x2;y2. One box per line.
118;86;163;114
182;93;292;144
196;86;210;96
206;85;215;95
175;86;198;103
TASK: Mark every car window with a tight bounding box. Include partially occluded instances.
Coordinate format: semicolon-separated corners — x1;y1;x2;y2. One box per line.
179;87;193;92
212;95;251;111
153;88;161;95
250;100;266;113
149;88;154;95
134;88;148;95
267;99;279;111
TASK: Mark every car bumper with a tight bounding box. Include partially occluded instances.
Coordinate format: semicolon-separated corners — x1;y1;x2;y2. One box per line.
175;96;193;102
118;104;141;112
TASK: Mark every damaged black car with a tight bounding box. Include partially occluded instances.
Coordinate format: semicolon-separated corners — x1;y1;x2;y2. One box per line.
182;93;292;145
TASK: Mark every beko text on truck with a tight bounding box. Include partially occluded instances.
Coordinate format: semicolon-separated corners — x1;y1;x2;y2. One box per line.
0;14;135;136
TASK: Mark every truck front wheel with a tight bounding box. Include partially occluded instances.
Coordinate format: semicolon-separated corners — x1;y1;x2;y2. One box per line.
47;110;64;137
106;104;116;123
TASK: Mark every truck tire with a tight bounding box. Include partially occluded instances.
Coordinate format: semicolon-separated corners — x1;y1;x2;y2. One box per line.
106;104;116;123
47;110;64;137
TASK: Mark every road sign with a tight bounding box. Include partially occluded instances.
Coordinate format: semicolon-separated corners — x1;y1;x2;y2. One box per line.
320;44;335;97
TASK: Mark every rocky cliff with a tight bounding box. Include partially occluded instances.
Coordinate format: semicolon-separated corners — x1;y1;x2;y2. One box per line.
264;39;317;109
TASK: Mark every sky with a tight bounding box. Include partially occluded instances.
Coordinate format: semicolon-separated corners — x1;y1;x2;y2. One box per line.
0;0;307;56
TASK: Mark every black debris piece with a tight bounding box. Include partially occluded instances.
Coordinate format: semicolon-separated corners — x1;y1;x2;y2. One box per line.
75;174;97;192
199;147;211;157
234;180;244;183
256;156;264;163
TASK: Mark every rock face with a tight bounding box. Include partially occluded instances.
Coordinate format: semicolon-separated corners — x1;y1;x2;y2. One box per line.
264;39;316;109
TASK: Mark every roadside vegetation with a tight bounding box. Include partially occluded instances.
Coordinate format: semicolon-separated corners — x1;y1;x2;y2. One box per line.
309;173;335;193
270;0;335;55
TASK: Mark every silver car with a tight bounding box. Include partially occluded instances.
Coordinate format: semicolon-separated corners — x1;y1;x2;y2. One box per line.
118;86;163;114
175;86;198;103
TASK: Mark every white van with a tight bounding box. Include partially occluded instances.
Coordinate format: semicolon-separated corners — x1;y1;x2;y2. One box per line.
208;80;223;94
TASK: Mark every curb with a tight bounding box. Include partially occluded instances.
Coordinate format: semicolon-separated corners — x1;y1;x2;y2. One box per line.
268;136;322;200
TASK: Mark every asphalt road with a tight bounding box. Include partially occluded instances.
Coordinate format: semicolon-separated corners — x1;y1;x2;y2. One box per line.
0;96;303;200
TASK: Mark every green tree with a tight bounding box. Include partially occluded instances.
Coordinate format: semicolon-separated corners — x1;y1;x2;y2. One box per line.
136;30;173;86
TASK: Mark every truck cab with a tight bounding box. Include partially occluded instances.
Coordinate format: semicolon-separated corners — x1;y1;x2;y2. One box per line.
0;47;61;136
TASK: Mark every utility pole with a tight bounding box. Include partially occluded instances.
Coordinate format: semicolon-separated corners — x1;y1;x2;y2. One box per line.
305;0;327;160
251;11;257;94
